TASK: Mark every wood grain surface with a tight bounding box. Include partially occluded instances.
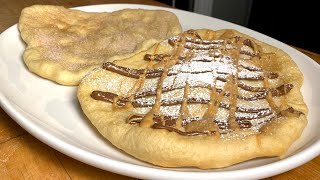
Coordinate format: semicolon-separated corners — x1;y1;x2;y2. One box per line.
0;0;319;179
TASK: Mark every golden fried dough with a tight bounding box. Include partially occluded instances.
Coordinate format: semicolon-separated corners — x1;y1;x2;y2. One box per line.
19;5;182;85
78;29;307;169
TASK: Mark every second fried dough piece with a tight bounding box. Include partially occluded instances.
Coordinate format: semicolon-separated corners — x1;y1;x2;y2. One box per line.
19;5;182;85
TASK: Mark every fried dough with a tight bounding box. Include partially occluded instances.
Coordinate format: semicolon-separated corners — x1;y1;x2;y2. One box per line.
19;5;182;85
78;29;307;169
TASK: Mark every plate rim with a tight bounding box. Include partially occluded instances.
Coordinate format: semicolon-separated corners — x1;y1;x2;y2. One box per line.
1;3;320;180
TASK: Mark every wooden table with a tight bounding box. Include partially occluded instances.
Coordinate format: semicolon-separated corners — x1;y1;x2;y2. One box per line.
0;0;319;179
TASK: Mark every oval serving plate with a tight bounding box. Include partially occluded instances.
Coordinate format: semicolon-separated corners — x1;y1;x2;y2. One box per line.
0;4;320;180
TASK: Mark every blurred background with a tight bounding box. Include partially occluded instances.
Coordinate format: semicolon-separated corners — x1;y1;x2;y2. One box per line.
156;0;319;54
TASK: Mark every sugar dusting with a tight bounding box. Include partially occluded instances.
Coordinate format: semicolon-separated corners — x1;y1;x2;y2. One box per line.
87;30;285;137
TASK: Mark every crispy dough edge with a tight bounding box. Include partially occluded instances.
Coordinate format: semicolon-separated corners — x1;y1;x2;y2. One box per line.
77;29;308;169
18;5;182;85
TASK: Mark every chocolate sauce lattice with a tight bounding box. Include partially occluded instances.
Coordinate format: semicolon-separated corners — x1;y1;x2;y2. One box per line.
91;30;303;136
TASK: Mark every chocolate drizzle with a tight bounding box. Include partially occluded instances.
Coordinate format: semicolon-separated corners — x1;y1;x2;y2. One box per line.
243;39;254;49
91;29;304;136
102;62;279;80
91;90;275;119
152;123;212;136
91;83;293;107
144;54;170;61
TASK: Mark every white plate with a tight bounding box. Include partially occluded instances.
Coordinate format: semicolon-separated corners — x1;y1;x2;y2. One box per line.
1;4;320;180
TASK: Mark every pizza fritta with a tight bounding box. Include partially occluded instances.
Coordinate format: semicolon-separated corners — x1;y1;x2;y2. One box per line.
19;5;182;85
78;29;307;169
